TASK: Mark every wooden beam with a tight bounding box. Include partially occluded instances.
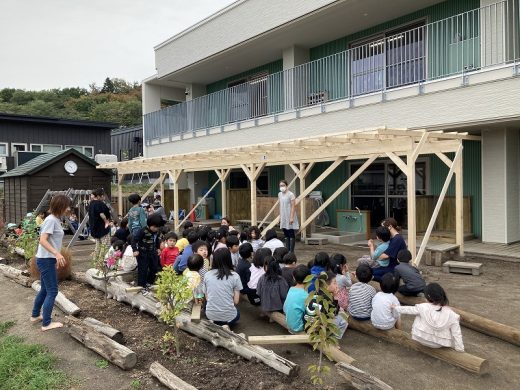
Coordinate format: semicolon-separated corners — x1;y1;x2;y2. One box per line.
347;318;488;375
435;152;453;168
141;173;166;201
411;132;430;162
336;362;393;390
385;152;407;173
455;143;464;256
242;163;266;226
299;163;310;241
179;176;222;226
414;144;463;267
247;334;310;345
190;302;201;323
167;170;183;231
149;362;197;390
216;169;230;219
407;151;417;258
299;155;377;233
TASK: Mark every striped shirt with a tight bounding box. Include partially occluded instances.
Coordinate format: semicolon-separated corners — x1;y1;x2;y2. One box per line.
348;283;377;319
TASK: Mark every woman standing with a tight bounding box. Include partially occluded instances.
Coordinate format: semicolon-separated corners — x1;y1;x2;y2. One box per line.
278;179;298;253
30;194;70;331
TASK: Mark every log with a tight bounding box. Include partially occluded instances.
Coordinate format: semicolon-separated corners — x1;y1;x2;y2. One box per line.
32;281;81;316
125;285;158;293
70;271;89;285
0;263;32;287
247;335;310;345
336;362;393;390
176;313;299;377
149;361;198;390
395;292;520;347
347;318;488;375
84;268;161;317
84;317;124;344
65;317;136;370
267;311;355;365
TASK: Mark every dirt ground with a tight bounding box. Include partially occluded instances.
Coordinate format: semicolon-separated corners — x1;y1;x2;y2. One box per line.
2;242;520;390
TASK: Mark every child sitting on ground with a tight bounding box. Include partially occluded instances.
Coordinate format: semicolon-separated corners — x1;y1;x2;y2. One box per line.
131;214;164;294
371;273;401;330
393;283;464;352
330;253;352;310
192;240;210;281
394;249;426;297
256;256;289;313
175;221;193;254
160;232;179;269
183;254;205;302
357;226;391;268
283;265;310;333
226;235;240;267
273;247;289;268
236;242;254;295
246;247;271;305
263;229;285;252
305;272;348;339
114;218;130;243
248;226;264;252
173;230;199;274
308;252;331;292
348;265;377;321
281;252;298;287
106;239;125;265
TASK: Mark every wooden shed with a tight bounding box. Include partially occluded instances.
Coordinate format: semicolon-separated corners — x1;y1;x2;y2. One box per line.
1;148;111;223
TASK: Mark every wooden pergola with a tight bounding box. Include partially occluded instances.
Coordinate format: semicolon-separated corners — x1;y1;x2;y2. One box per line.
99;127;479;266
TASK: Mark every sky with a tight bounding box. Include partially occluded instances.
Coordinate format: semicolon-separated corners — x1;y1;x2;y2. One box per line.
0;0;235;90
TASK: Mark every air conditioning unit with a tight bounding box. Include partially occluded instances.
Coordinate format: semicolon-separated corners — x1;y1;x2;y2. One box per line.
0;156;7;171
94;154;118;164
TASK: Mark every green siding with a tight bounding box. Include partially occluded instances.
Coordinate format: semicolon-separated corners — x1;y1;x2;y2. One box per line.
309;161;349;227
310;0;481;79
269;166;285;197
206;60;283;93
430;140;482;238
208;171;222;217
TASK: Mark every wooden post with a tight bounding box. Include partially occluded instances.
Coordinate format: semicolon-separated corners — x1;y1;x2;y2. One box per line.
299;163;307;241
117;174;123;217
159;174;165;204
455;141;464;256
407;152;417;259
168;170;183;231
415;145;463;267
215;169;230;220
150;362;197;390
241;163;266;227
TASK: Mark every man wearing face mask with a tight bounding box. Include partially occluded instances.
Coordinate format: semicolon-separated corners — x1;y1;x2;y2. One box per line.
278;179;299;253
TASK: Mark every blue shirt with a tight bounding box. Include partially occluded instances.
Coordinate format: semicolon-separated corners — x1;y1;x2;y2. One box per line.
373;241;390;267
174;244;193;274
283;287;309;333
384;234;407;266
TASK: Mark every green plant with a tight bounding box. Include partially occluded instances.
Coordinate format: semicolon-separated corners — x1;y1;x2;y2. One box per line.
304;272;346;386
10;212;39;262
0;321;69;389
130;379;141;389
155;267;192;357
95;359;109;369
91;243;121;304
160;331;177;356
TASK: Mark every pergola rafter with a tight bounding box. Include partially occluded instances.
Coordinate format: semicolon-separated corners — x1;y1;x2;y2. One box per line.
102;128;479;264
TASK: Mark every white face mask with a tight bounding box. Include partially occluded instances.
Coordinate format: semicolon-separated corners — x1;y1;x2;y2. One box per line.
280;186;287;193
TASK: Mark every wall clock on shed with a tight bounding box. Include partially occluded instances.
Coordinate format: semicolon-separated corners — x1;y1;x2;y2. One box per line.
64;160;78;176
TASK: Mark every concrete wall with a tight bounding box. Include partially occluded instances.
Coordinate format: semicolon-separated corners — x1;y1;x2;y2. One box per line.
482;128;520;243
154;0;337;78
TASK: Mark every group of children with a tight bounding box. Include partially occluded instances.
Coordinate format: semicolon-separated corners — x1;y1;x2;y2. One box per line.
110;193;464;353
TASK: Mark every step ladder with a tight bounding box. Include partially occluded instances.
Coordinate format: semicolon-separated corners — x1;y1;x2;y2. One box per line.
130;172;152;184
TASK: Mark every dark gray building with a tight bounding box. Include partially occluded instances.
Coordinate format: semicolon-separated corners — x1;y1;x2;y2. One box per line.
0;113;115;174
111;125;143;161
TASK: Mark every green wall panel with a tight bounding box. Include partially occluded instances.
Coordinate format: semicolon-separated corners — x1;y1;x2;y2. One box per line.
429;140;482;238
208;171;222;217
269;166;285;197
206;60;283;93
309;161;349;227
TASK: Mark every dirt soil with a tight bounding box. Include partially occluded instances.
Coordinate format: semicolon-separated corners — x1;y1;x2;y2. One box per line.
2;242;520;389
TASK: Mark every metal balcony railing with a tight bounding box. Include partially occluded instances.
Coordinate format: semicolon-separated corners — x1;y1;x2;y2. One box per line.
145;0;519;143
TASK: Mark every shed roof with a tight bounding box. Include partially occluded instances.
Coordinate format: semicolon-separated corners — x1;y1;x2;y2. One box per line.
1;148;104;178
0;112;117;129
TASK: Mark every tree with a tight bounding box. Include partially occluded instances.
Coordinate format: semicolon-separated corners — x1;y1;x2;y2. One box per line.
101;77;115;94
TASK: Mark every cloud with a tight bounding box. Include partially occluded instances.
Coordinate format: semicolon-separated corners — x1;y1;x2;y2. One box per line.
0;0;234;90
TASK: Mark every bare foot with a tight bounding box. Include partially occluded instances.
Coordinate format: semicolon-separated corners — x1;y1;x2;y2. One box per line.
30;316;43;323
41;322;63;331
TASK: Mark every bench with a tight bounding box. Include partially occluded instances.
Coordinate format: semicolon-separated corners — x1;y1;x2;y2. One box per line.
305;237;329;245
442;261;483;276
424;243;460;266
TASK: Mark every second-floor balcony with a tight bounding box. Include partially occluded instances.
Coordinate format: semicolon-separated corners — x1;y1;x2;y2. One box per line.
145;1;519;144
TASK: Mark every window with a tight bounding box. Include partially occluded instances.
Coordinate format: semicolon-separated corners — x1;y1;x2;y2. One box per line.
42;144;62;152
11;143;26;155
228;169;269;195
120;149;131;161
65;145;94;157
30;144;42;152
0;143;7;156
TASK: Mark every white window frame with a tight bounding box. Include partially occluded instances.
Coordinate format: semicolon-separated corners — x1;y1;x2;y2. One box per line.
42;144;62;152
0;142;8;156
65;145;94;157
30;144;43;152
84;146;94;157
11;143;27;155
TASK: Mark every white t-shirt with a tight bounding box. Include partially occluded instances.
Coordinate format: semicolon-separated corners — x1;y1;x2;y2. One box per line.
35;215;64;258
371;292;400;330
